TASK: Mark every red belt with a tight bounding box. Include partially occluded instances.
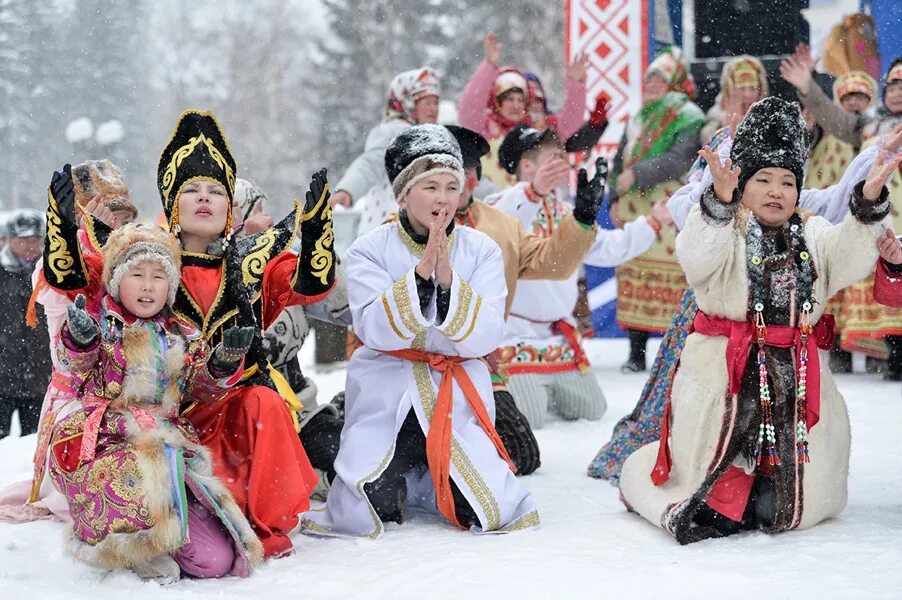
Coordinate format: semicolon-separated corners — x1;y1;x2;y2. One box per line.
650;310;835;486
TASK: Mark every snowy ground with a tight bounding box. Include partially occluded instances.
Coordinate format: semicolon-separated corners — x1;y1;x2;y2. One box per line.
1;337;900;599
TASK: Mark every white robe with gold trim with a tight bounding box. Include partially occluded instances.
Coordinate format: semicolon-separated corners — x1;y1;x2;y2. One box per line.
300;221;539;537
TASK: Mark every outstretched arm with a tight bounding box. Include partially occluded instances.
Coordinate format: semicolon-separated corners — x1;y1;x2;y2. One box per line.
294;168;337;301
44;165;90;291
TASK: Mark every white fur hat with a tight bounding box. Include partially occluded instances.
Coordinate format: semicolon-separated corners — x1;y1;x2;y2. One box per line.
102;224;181;307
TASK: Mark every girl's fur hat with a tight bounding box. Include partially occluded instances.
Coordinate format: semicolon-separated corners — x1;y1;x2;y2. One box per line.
102;224;181;307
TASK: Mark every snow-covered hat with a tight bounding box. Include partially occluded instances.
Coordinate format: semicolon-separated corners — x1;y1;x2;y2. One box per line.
234;178;268;218
7;209;45;239
384;124;465;201
71;159;136;219
444;125;490;169
102;223;181;307
731;97;809;196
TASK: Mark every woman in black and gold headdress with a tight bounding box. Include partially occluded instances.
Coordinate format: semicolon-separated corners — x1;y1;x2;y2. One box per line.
159;109;336;558
44;109;336;559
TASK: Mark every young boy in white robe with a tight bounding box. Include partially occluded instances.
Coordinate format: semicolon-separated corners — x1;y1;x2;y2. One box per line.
301;124;538;537
485;125;672;429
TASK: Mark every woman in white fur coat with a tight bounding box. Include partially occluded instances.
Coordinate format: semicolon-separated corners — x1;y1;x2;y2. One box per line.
619;97;900;544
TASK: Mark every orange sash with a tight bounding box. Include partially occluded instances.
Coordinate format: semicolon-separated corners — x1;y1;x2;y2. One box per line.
385;349;516;528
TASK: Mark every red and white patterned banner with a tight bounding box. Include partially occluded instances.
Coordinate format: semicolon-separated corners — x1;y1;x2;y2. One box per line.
565;0;650;156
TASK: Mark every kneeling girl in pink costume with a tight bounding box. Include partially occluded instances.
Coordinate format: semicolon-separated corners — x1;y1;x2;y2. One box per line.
44;183;263;582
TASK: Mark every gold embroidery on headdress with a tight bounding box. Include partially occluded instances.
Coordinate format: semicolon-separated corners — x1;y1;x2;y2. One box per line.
161;134;236;206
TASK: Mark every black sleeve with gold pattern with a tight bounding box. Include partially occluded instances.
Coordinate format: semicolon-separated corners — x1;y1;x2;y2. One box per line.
44;188;88;290
236;200;303;299
295;168;335;298
80;211;113;253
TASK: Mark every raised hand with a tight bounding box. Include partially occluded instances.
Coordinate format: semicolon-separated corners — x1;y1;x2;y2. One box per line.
779;56;813;95
727;111;740;136
299;167;336;294
573;157;608;226
242;212;274;235
49;164;76;221
532;158;570;196
329;190;353;208
883;123;902;154
83;196;115;228
484;32;502;66
652;198;673;226
863;150;902;201
66;294;100;346
614;168;635;194
566;52;589;83
699;145;740;203
877;228;902;266
304;168;331;217
589;92;610;128
794;43;816;72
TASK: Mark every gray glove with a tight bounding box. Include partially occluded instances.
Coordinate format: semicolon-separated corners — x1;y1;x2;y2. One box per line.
66;294;100;346
210;326;255;374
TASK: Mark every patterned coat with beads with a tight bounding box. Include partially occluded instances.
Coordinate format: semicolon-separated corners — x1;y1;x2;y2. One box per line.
619;187;889;544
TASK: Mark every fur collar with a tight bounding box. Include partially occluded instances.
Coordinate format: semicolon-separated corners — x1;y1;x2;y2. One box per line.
744;211;816;321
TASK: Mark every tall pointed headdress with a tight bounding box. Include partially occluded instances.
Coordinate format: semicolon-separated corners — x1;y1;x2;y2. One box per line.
157;109;237;233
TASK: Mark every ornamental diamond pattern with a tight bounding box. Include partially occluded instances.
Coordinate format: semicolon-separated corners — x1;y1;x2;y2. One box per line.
566;0;648;155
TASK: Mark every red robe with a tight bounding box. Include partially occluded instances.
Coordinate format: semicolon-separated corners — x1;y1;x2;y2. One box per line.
181;252;320;558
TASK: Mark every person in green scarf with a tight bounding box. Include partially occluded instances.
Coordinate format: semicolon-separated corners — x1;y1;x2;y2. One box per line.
609;46;705;373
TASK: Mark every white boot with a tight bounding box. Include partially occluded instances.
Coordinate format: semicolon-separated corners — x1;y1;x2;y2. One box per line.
132;554;181;584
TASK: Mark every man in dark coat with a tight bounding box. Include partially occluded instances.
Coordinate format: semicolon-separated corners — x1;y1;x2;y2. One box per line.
0;210;52;438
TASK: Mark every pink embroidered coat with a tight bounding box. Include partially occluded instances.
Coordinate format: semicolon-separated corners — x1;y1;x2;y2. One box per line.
48;296;264;575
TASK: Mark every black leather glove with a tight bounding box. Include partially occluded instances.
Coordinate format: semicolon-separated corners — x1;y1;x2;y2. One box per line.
572;157;608;226
297;168;336;297
50;164;76;222
66;294;100;346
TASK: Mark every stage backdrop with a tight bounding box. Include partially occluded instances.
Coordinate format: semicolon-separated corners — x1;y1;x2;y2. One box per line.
565;0;651;337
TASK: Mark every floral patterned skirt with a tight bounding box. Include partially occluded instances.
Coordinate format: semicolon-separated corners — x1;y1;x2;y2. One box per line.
587;289;697;484
48;407;194;546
